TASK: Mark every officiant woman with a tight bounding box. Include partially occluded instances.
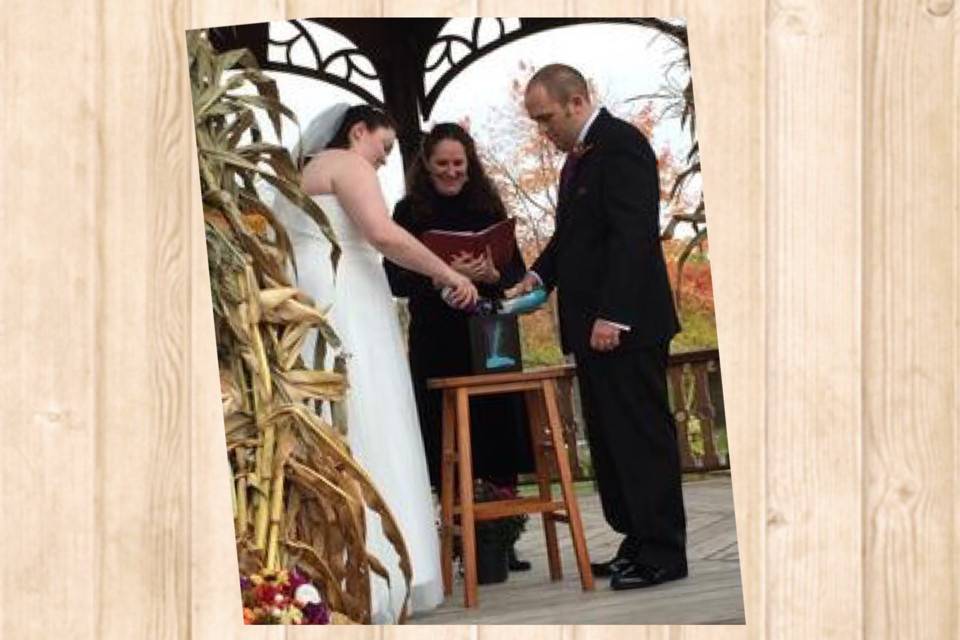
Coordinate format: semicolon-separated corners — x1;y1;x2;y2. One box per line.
384;123;534;567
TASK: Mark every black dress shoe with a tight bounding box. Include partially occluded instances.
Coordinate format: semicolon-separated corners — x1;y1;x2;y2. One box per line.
610;561;688;590
590;555;632;578
508;546;531;572
592;535;641;577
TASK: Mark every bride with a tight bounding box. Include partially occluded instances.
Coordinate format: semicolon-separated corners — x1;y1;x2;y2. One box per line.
270;103;477;622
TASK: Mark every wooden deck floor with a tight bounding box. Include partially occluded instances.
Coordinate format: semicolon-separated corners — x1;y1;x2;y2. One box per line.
411;474;744;625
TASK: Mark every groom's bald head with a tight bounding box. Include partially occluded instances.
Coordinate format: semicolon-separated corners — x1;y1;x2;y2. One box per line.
524;64;593;152
526;64;591;105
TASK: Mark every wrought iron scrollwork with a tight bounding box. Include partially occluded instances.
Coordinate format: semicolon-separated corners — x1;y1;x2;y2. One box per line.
421;18;518;117
424;18;509;74
266;20;384;108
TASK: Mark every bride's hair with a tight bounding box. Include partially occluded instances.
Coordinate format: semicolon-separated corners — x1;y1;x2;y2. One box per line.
405;122;507;223
325;105;397;150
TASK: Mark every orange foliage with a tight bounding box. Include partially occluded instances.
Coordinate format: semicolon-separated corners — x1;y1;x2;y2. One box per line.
662;238;714;314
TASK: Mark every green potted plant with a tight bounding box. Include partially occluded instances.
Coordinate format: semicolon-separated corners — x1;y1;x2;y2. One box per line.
456;479;529;584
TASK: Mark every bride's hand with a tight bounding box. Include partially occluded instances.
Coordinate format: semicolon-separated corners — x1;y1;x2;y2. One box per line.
441;270;479;309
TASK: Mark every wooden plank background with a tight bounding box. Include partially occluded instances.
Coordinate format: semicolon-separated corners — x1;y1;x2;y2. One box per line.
0;0;956;638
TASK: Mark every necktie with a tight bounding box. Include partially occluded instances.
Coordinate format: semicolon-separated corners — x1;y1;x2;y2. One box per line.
559;149;581;195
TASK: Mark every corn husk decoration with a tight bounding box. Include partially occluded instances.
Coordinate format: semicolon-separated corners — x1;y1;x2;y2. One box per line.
189;28;412;624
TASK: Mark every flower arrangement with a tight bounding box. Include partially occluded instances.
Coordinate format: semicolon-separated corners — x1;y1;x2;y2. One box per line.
451;480;530;584
452;479;528;554
240;568;331;625
473;480;528;547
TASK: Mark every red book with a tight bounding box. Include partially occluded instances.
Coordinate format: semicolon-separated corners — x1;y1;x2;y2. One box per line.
420;218;517;270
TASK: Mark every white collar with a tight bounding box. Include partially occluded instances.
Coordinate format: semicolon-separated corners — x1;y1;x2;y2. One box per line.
576;107;602;145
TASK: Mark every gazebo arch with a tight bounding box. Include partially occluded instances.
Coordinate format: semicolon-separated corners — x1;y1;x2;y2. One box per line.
209;17;684;169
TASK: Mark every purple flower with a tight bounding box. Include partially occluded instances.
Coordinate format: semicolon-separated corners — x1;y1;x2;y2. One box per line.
302;602;330;625
288;567;309;591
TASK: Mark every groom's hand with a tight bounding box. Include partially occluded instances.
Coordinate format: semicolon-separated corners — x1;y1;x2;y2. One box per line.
590;320;622;352
504;272;539;299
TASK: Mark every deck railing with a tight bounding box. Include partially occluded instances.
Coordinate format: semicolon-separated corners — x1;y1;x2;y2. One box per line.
666;348;728;473
546;348;727;482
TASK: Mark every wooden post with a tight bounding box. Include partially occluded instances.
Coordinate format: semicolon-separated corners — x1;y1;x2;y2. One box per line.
525;389;562;581
543;380;594;591
440;390;456;596
455;389;478;608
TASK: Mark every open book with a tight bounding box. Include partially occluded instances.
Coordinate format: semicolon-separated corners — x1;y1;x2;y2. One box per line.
420;218;517;270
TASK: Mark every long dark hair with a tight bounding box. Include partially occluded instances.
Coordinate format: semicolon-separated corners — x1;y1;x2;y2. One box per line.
405;122;508;223
326;104;397;150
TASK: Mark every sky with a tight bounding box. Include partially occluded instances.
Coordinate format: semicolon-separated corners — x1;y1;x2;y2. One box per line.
246;18;696;218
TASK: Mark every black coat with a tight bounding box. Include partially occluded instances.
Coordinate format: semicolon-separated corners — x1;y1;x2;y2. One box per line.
384;192;533;487
532;108;680;356
534;110;688;567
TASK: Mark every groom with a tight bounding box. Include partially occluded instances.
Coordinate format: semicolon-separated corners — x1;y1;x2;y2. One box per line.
507;64;688;589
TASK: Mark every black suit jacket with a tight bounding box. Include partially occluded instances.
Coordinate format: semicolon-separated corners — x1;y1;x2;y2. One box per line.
532;108;680;356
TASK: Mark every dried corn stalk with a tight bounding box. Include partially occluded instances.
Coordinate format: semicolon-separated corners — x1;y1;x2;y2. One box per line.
192;29;412;624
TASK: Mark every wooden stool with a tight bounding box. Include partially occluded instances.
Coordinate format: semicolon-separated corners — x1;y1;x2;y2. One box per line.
427;365;595;608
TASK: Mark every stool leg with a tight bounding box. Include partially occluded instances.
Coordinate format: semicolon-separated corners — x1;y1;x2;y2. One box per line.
440;390;456;596
543;379;595;591
455;388;478;607
525;389;562;581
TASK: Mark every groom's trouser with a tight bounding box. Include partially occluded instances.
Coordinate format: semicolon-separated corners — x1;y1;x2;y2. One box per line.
576;341;687;568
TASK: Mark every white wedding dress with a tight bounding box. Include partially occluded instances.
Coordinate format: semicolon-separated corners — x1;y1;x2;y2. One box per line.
278;193;443;622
